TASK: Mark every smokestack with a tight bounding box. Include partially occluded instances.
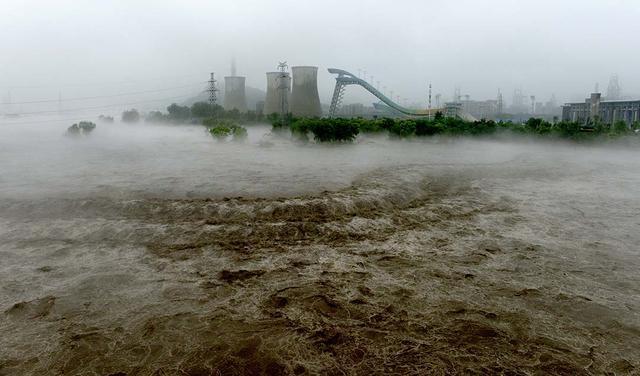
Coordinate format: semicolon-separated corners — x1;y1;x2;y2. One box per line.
224;76;247;112
290;66;322;117
264;72;291;116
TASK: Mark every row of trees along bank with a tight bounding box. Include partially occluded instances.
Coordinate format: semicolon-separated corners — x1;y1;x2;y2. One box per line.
273;114;640;143
119;102;267;124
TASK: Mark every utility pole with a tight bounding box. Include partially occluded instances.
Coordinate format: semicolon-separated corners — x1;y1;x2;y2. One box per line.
207;72;219;106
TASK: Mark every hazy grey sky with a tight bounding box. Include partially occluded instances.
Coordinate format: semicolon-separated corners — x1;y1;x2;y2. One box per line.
2;0;639;109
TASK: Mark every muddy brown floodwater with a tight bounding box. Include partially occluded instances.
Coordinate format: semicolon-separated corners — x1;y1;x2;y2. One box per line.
1;123;639;375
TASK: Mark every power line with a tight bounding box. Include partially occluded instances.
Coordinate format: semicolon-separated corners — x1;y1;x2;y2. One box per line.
0;116;108;125
0;73;208;90
5;94;194;116
1;82;206;105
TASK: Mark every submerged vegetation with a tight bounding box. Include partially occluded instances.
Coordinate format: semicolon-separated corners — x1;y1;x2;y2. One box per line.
66;121;96;136
98;115;114;123
273;114;639;143
205;119;248;142
289;118;360;142
121;109;140;123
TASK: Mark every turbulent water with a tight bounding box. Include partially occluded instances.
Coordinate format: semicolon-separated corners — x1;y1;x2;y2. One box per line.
1;122;639;375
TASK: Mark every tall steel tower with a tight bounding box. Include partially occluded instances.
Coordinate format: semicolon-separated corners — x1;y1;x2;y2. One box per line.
207;73;219;106
428;83;432;120
277;62;290;121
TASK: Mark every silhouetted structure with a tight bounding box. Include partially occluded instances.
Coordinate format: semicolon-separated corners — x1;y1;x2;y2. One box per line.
562;92;640;126
290;66;322;117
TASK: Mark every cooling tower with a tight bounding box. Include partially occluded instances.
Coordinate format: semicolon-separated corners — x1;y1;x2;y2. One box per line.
290;66;322;117
223;76;247;112
264;72;291;116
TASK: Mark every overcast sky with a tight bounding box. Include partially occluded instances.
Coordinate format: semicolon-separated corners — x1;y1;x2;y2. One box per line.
1;0;639;111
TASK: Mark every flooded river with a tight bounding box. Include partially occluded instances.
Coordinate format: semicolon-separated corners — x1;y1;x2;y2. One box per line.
1;122;639;374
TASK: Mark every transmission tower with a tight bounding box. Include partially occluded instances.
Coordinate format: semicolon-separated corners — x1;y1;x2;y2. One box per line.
277;62;289;123
207;72;219;106
428;83;432;120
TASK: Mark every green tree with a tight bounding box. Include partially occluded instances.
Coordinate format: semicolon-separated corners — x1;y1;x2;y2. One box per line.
145;111;168;123
555;121;582;139
306;119;359;142
191;102;222;118
525;118;552;135
167;103;191;121
415;120;443;136
121;109;140;123
612;120;629;135
226;109;241;120
389;120;416;138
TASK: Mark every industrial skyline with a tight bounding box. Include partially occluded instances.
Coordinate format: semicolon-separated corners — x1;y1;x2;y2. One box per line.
2;0;638;111
1;58;629;122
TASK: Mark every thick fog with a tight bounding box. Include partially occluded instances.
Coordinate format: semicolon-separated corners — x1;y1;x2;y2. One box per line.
2;0;639;115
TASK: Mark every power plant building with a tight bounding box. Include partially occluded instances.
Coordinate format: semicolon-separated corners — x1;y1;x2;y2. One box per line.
562;93;640;126
223;76;247;112
290;66;322;117
263;72;291;115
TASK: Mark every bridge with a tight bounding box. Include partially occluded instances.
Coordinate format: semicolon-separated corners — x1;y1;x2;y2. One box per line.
328;68;475;121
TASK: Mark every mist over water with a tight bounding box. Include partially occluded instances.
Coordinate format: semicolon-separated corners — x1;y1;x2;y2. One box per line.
2;0;640;373
1;121;533;200
2;121;640;374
